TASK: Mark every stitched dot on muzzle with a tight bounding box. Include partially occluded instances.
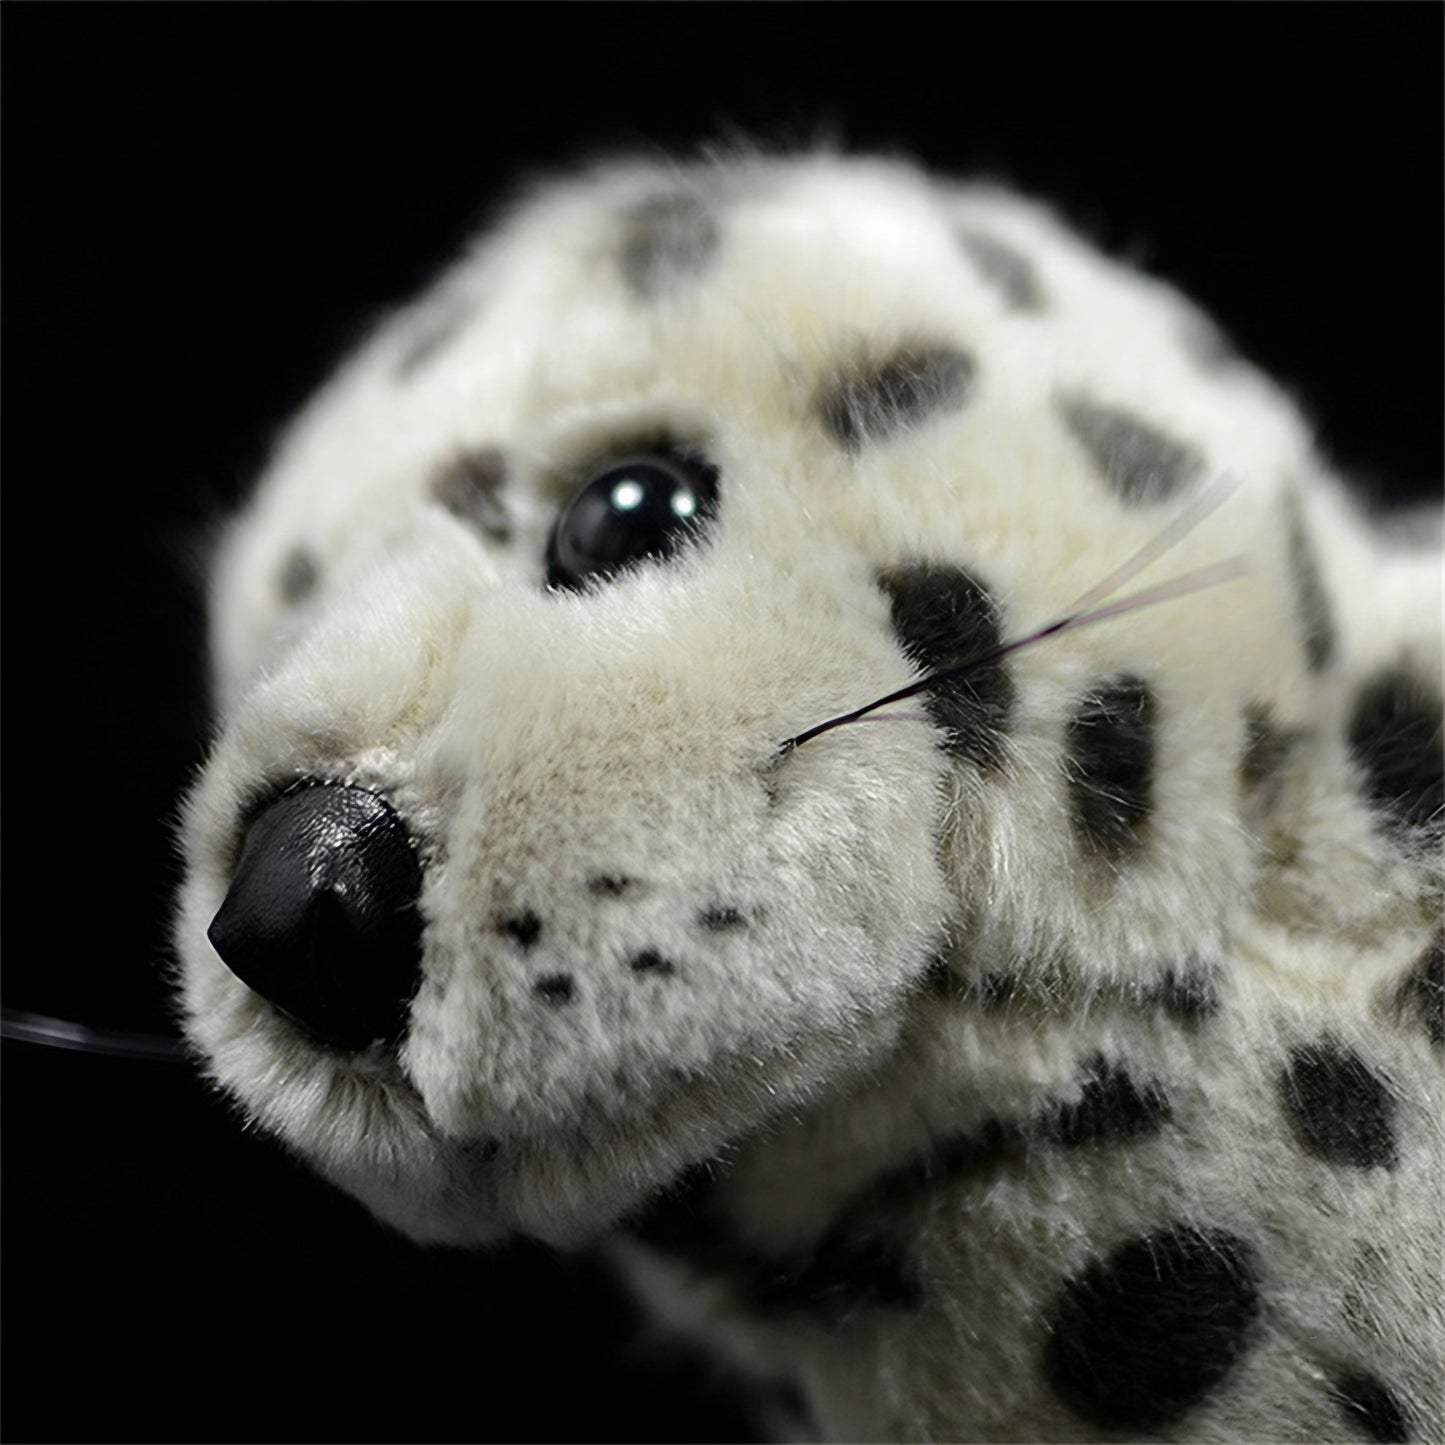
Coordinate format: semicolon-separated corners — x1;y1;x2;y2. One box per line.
206;784;424;1050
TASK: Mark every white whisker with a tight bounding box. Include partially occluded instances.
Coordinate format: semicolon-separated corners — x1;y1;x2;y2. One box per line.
1064;480;1239;616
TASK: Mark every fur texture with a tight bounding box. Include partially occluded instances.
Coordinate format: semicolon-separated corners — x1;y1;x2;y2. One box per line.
175;152;1443;1441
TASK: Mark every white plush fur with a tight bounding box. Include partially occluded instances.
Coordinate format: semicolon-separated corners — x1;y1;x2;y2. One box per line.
176;152;1442;1441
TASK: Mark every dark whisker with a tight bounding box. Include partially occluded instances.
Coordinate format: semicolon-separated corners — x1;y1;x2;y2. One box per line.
781;560;1245;752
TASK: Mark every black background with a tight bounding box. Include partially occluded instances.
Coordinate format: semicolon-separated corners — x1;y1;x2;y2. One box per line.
3;6;1439;1443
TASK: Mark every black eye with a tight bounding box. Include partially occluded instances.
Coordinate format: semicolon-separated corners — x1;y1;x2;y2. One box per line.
546;450;719;590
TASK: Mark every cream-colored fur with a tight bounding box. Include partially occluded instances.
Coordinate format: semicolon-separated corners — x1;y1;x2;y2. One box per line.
176;153;1442;1441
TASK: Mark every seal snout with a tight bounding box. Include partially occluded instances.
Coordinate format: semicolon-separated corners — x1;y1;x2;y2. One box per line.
207;783;423;1050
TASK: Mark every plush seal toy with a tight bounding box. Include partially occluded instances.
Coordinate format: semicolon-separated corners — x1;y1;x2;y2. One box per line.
174;151;1442;1442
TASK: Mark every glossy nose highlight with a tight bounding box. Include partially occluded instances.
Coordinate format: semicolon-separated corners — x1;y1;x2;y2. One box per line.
206;784;423;1050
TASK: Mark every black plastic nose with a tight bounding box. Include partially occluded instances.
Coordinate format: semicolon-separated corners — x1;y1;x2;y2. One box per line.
207;784;423;1050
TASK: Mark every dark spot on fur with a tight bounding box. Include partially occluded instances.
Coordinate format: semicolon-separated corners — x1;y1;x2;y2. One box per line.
876;562;1014;769
921;953;967;997
620;193;719;298
1241;703;1301;826
1347;667;1444;835
1398;931;1443;1049
819;344;974;452
587;875;633;896
1044;1226;1260;1431
278;546;319;605
1064;675;1157;859
1060;396;1204;505
1152;967;1221;1025
1328;1369;1413;1442
1038;1055;1172;1147
499;911;542;950
396;297;478;379
957;228;1043;311
432;448;511;543
755;756;782;808
533;973;574;1004
1279;1040;1398;1170
630;950;676;976
1287;494;1336;672
698;906;746;932
1241;702;1296;795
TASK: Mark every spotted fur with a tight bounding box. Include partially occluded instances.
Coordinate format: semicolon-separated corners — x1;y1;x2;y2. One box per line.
175;151;1443;1442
